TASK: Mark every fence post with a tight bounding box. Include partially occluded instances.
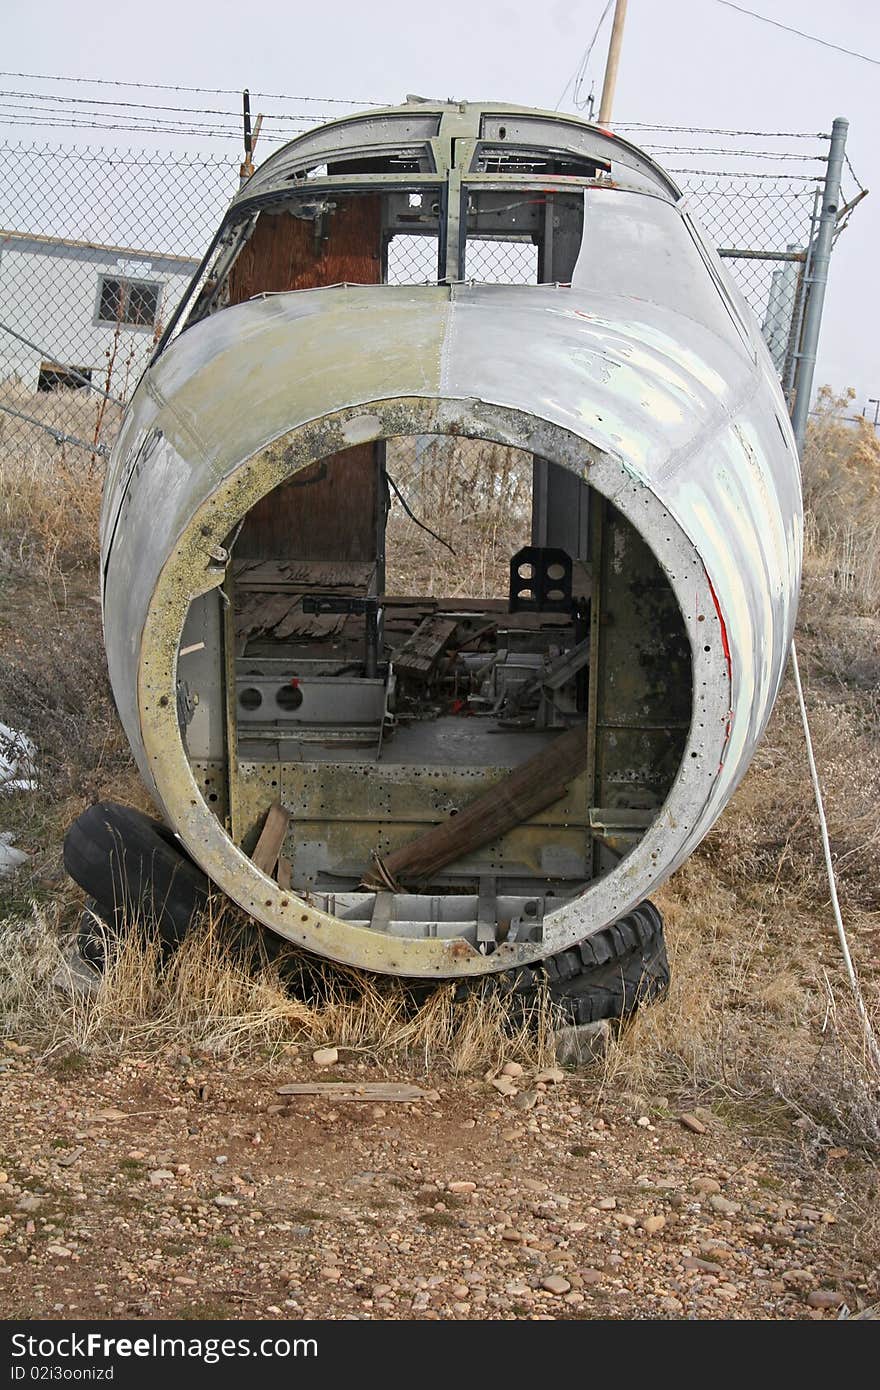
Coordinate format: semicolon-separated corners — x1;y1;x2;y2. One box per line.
789;116;848;453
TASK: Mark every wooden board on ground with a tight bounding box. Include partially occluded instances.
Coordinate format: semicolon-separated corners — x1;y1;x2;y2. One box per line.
252;800;290;875
393;616;458;682
276;1082;436;1102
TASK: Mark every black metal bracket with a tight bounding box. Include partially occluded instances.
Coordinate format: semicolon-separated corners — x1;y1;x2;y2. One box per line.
302;594;382;678
509;546;573;613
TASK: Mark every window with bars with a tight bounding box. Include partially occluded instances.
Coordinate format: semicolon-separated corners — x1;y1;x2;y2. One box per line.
96;275;160;328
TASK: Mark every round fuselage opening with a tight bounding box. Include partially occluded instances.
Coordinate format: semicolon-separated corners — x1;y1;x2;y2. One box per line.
167;414;707;975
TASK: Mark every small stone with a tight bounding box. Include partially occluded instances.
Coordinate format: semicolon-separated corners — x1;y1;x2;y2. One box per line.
581;1268;604;1284
535;1068;565;1085
448;1181;476;1194
46;1245;72;1258
555;1020;609;1067
782;1269;814;1286
451;1284;470;1300
511;1090;538;1112
149;1169;174;1185
660;1296;683;1314
679;1113;707;1134
641;1214;666;1235
312;1047;338;1067
598;1197;616;1210
708;1194;740;1215
683;1257;723;1274
693;1176;721;1194
490;1076;518;1096
501;1061;524;1078
213;1195;239;1208
0;1172;7;1184
806;1290;845;1310
542;1274;571;1295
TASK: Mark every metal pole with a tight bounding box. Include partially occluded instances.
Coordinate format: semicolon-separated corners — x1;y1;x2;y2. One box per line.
789;116;848;453
598;0;628;125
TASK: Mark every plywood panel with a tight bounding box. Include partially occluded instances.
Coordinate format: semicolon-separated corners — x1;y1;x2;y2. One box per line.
228;197;383;564
227;199;382;298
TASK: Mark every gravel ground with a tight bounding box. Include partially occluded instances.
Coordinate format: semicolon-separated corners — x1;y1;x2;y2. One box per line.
0;1044;874;1322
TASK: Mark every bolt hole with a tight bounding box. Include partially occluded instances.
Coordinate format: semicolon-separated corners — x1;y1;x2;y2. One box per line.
277;684;304;711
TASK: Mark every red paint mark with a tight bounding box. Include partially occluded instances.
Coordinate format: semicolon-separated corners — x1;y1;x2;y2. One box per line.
706;576;732;684
705;576;733;771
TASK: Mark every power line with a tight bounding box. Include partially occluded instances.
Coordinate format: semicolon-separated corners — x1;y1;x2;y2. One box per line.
555;0;614;111
711;0;880;66
0;69;384;104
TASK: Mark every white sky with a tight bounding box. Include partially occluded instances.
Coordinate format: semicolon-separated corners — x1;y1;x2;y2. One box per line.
5;0;879;411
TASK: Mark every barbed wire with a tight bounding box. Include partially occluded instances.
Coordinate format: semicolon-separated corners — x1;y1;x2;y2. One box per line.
615;123;830;138
639;144;825;160
669;168;823;182
0;114;316;141
0;91;339;122
0;70;385;105
844;153;866;193
0;101;316;134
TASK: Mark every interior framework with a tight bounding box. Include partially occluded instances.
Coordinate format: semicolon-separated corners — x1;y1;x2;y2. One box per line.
177;426;692;952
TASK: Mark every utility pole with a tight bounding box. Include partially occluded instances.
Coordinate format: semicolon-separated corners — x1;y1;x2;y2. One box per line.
598;0;628;125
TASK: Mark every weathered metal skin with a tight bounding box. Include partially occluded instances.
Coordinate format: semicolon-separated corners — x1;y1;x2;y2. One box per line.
100;105;802;978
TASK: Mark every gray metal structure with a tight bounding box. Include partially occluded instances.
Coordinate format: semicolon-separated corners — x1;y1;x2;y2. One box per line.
98;100;807;978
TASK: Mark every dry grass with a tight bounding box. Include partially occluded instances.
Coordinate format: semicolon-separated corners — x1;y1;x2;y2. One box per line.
602;389;880;1150
0;901;556;1073
384;436;532;597
0;381;119;575
0;386;878;1120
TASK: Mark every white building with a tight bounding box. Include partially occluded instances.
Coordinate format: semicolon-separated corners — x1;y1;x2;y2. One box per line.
0;229;198;394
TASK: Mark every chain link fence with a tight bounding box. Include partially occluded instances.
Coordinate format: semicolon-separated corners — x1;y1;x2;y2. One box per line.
0;131;851;461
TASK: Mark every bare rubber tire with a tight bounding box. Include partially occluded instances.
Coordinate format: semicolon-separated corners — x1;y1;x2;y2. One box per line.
475;901;670;1024
64;801;210;966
